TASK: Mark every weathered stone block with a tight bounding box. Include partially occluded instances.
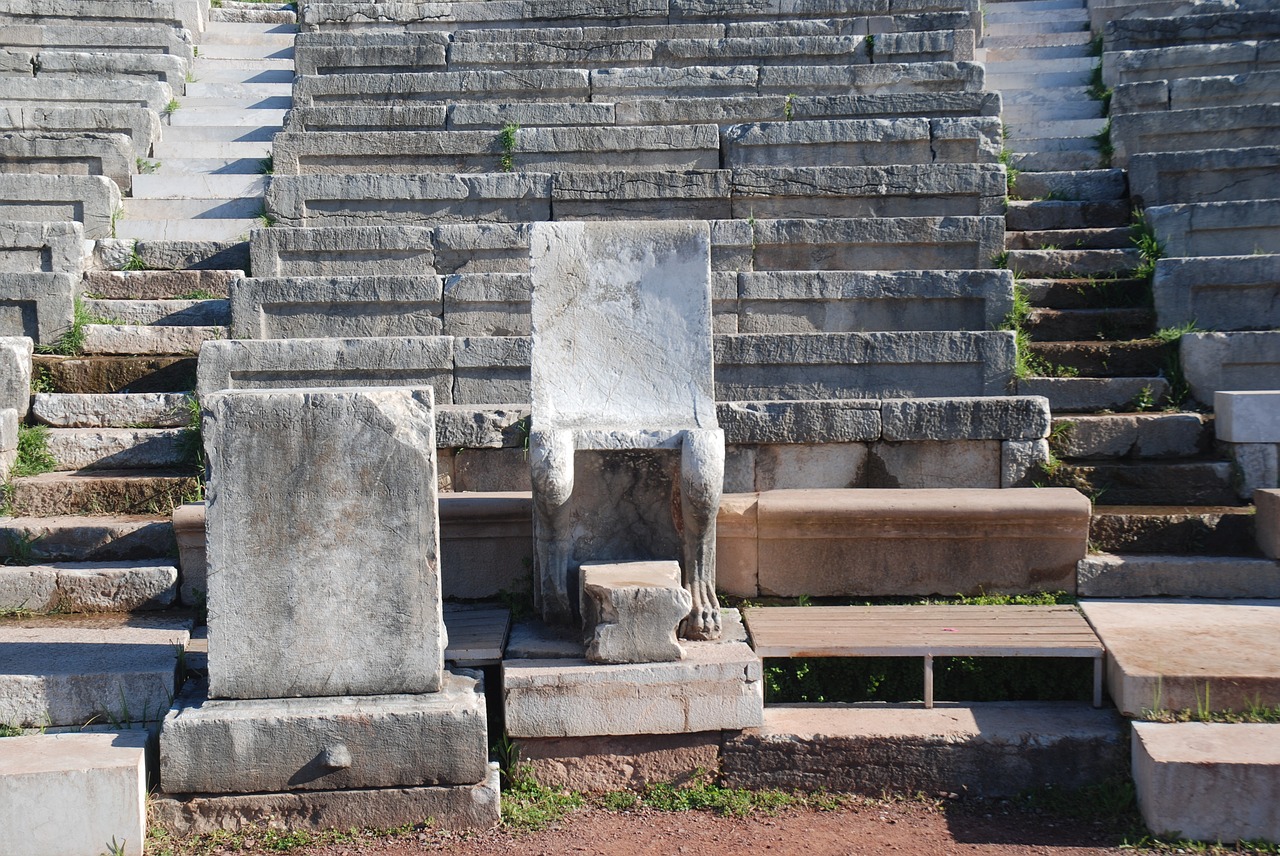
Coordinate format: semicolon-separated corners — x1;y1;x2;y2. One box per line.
552;169;732;220
881;395;1049;441
753;488;1090;597
504;639;763;737
293;70;590;107
722;116;999;167
1216;391;1280;444
441;273;530;337
581;561;690;664
35;49;189;87
249;225;436;278
1181;331;1280;405
714;331;1016;399
285;104;448;132
869;438;1000;488
1129;146;1280;208
756;61;983;95
196;337;454;402
1257;489;1280;559
294;32;447;75
171;501;205;606
0;335;33;416
203;387;444;699
230;276;444;339
0;731;147;856
753;442;869;490
0;272;75;344
0;77;174;112
590;65;758;98
517;731;722;792
717;399;881;444
0;220;82;274
0;131;134;192
750;216;1004;271
160;671;488;793
1154;254;1280;332
453;335;530;404
0;107;161;160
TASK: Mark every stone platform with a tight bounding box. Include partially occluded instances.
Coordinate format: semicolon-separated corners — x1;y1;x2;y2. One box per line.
722;702;1127;797
1080;599;1280;717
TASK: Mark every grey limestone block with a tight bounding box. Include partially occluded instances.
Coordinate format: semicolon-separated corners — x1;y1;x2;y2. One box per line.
1129;146;1280;208
1001;438;1050;488
1154;254;1280;332
729;163;1006;219
723;117;960;168
196;337;455;402
589;65;758;98
714;331;1016;399
0;107;158;162
449;38;655;69
757;60;983;95
736;268;1012;333
160;671;488;793
0;77;174;113
873;27;971;62
435;404;530;448
448;101;616;130
581;561;690;664
293;70;590;107
1103;40;1279;89
81;298;229;327
0;335;33;417
657;34;867;66
0;272;76;345
266;173;552;228
0;0;207;33
34;49;189;88
0;219;88;275
0;407;15;481
0;174;120;240
790;91;1001;120
285;105;448;133
453;335;531;404
271;129;521;175
294;38;446;76
1146;199;1280;259
1167;68;1280;111
204;387;445;699
551;169;731;220
3;22;195;59
0;48;34;75
0;131;133;190
230;275;444;340
249;225;436;278
716;399;881;444
613;94;790;127
1181;331;1280;406
512;124;722;173
1228;442;1279;498
1104;9;1280;52
434;222;531;274
881;395;1050;441
441;272;530;337
750;215;1005;271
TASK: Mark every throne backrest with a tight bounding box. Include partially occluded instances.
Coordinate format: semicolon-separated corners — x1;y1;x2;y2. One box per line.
529;220;716;432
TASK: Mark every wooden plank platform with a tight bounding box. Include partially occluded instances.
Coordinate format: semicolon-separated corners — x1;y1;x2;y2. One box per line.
745;605;1105;708
443;605;511;667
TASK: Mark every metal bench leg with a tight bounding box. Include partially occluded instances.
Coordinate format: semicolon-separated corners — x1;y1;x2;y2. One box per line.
924;654;934;709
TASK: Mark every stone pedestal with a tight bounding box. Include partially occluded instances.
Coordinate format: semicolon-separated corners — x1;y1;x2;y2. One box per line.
581;561;690;664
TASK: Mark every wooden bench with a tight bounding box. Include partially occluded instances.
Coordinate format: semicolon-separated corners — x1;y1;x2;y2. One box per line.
744;605;1105;708
443;605;511;667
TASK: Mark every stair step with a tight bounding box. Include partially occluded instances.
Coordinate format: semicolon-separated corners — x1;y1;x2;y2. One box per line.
0;514;176;562
0;613;191;726
988;69;1093;90
981;0;1084;13
1019;277;1150;310
986;56;1096;74
1025;307;1155;341
1006;228;1134;251
208;6;297;24
1018;377;1172;413
166;108;289;127
197;40;295;58
983;31;1093;49
201;21;299;42
984;7;1089;25
1028;339;1173;377
1007;248;1143;277
146;157;270;175
1042;460;1238;506
181;81;292;100
32;393;192;429
985;21;1090;37
1090;507;1259;556
1080;553;1280;598
185;66;294;86
986;44;1095;62
1052;413;1211;460
1003;100;1105;122
1082;599;1280;718
158;124;279;143
80;325;227;357
33;355;198;395
194;54;295;72
135;173;268;203
7;470;200;517
82;299;230;327
1133;723;1280;845
1012;169;1127;202
177;95;293;110
81;270;241;300
43;427;190;472
0;559;179;612
151;139;273;159
1006;135;1100;154
1006;200;1131;231
123;197;265;220
112;220;259;242
1007;150;1103;171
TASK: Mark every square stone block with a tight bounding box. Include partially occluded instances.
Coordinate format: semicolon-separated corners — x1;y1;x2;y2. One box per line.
0;731;146;856
1258;489;1280;559
204;387;444;699
1215;391;1280;443
160;671;488;794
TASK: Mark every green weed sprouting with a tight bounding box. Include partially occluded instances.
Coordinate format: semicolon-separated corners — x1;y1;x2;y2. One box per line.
498;122;519;172
12;425;57;478
35;296;93;356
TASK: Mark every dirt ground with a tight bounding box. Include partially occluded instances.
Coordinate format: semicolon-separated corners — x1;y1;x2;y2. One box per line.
188;797;1174;856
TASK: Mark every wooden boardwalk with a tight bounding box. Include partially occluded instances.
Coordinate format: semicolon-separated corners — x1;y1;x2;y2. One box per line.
745;605;1105;707
443;605;511;667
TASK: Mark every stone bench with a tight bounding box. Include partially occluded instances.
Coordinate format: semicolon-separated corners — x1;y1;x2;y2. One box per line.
292;70;592;106
0;131;134;193
229;275;445;339
1146;199;1280;259
0;220;83;273
750;215;1004;270
0;77;173;113
0;174;120;239
1181;331;1280;406
28;49;190;88
721;116;1000;166
1110;103;1280;166
270;125;722;175
0;106;160;159
1103;40;1280;88
0;0;205;31
0;22;195;59
1153;254;1280;332
1128;146;1280;207
1104;9;1280;52
1111;69;1280;115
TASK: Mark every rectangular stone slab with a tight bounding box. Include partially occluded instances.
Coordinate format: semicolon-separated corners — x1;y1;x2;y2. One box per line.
203;387;444;699
229;275;444;339
0;731;147;856
1154;254;1280;332
0;272;75;344
0;173;120;239
160;671;488;793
